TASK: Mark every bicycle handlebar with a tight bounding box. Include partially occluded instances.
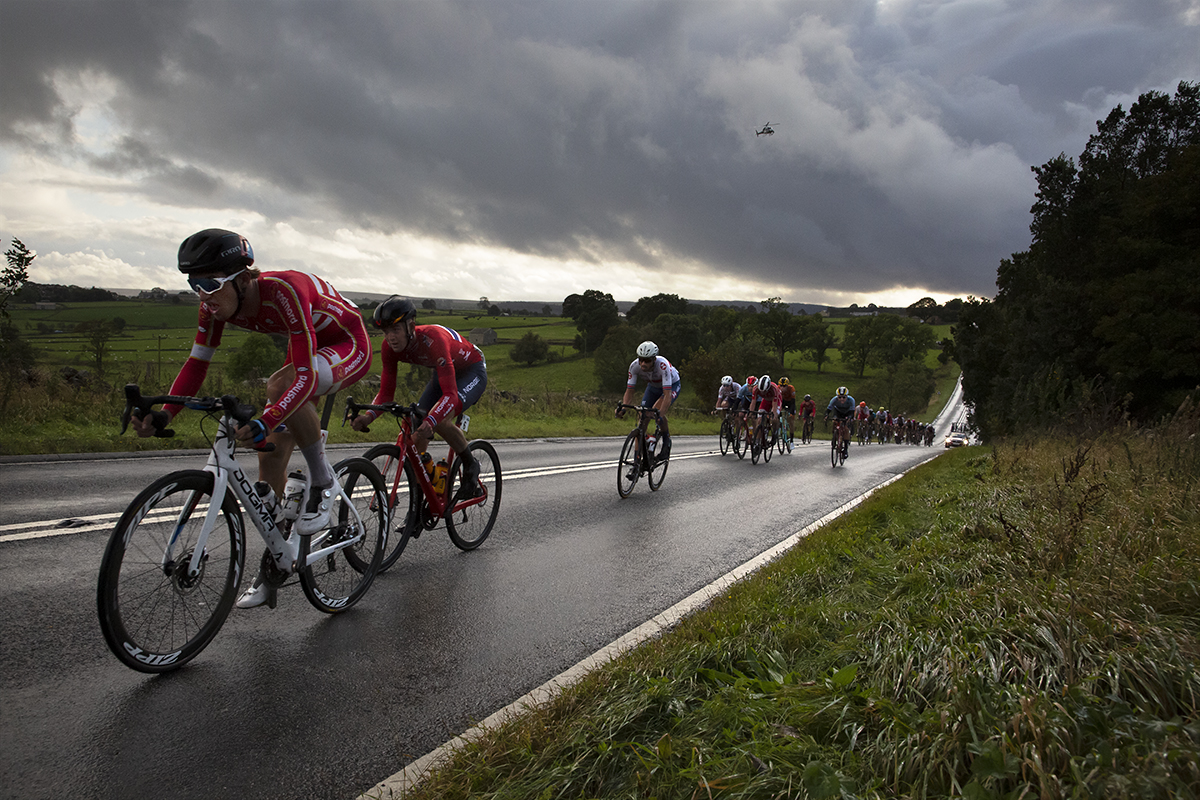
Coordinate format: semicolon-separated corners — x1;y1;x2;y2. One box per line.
120;384;273;451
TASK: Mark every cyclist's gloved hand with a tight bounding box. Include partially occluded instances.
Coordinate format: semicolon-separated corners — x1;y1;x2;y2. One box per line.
236;418;270;448
132;409;170;437
615;406;625;419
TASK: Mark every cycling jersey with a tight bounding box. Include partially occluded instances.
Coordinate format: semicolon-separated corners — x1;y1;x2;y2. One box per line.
799;399;817;418
779;384;796;403
716;383;741;404
627;355;680;389
169;271;370;430
736;383;755;410
373;324;486;428
752;381;781;413
827;394;857;420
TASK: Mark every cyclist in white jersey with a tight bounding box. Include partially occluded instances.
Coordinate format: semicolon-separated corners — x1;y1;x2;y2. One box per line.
617;341;681;462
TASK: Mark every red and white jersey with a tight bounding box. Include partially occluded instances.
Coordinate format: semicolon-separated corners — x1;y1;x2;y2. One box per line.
373;324;485;426
751;381;780;412
169;271;367;430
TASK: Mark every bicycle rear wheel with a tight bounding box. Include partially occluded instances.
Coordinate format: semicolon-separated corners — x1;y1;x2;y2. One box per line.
446;440;502;550
97;470;244;673
362;443;415;572
299;457;387;613
617;430;641;497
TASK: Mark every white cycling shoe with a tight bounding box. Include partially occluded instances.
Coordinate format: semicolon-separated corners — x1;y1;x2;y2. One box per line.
236;574;272;609
293;483;333;537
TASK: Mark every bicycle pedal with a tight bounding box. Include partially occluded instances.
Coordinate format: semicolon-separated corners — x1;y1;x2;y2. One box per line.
266;584;278;610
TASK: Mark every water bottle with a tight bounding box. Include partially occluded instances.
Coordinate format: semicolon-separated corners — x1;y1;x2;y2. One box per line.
646;436;657;456
253;480;278;521
280;470;307;521
432;459;448;495
421;452;434;479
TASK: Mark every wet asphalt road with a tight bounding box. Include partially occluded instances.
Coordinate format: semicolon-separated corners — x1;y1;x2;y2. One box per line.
0;400;964;800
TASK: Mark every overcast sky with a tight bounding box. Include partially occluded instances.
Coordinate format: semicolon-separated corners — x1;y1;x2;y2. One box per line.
2;1;1197;307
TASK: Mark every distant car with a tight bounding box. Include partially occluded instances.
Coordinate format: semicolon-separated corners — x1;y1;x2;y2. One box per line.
944;432;969;448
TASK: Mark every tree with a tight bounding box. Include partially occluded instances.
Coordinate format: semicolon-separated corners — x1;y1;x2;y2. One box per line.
228;332;284;383
593;325;646;393
840;315;904;377
958;81;1200;435
752;297;807;367
478;296;489;311
2;238;34;322
509;332;550;365
650;313;704;362
76;319;115;375
681;336;776;408
863;359;937;415
906;297;939;323
626;293;690;327
800;316;837;373
421;298;437;310
563;290;619;354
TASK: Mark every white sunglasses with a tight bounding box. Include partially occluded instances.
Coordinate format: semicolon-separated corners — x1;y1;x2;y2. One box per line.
188;269;245;295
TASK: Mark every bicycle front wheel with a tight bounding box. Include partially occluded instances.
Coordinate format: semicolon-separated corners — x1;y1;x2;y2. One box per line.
762;426;774;463
97;470;244;673
831;436;840;467
299;457;388;613
362;443;415;572
734;421;747;460
719;419;731;455
617;430;641;497
446;440;502;550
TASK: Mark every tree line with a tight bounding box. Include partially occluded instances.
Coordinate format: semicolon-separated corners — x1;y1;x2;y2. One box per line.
544;289;948;413
952;81;1200;437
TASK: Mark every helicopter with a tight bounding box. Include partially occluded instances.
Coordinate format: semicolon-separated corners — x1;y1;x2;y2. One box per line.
755;122;776;136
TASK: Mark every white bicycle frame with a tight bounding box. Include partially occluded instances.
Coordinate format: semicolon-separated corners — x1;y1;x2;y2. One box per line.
165;415;367;580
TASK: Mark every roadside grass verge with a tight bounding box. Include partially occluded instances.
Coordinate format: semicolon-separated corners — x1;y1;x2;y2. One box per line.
389;404;1200;799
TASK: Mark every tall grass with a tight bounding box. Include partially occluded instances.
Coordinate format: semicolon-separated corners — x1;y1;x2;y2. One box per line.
392;401;1200;799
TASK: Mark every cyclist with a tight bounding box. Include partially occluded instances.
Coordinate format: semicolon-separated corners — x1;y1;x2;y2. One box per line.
350;295;486;496
778;376;797;446
825;386;856;458
854;401;871;443
131;228;372;608
799;393;817;442
714;375;741;413
750;374;781;443
617;341;680;463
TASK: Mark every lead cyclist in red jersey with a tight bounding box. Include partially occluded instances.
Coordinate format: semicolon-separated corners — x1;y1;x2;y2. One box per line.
131;229;371;607
351;296;487;494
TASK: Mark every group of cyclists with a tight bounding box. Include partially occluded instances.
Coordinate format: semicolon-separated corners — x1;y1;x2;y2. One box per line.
714;376;935;458
131;226;933;607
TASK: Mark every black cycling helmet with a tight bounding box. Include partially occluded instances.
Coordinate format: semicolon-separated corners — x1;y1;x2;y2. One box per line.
177;229;254;275
373;295;417;328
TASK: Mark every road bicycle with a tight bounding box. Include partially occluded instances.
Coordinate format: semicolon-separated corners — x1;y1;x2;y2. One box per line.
828;416;850;467
616;403;670;497
857;417;870;445
348;399;502;571
733;411;752;460
749;410;775;465
97;385;388;673
800;414;815;445
717;407;738;456
777;411;794;455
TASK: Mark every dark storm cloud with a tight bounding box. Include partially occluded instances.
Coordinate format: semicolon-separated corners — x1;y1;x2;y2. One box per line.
2;0;1197;298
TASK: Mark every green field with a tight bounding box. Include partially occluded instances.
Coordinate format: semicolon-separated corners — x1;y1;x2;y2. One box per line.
2;300;958;455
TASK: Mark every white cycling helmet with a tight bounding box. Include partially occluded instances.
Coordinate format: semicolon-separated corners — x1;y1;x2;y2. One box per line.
720;375;733;386
759;375;771;389
837;386;848;396
636;341;659;359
